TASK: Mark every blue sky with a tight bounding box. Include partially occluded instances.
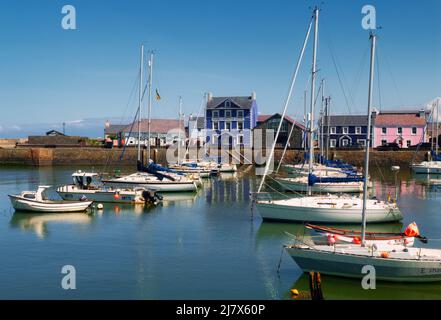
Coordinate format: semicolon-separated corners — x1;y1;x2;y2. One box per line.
0;0;440;137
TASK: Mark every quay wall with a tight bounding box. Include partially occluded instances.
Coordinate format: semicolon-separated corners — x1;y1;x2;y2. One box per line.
0;147;427;168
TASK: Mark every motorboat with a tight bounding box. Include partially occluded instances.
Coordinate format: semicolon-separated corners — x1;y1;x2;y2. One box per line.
57;171;161;204
411;161;441;174
9;186;93;213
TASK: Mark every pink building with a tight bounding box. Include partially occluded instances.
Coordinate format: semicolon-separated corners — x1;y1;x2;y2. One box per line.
373;110;427;148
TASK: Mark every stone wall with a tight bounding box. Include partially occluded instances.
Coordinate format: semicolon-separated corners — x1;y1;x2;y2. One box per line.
0;146;427;168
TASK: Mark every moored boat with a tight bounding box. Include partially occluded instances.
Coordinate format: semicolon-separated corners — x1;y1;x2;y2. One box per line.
9;186;93;213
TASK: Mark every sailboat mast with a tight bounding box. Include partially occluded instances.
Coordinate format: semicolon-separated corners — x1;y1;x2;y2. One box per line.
362;33;376;245
178;96;183;165
325;96;331;160
303;90;308;155
147;51;154;162
320;79;325;159
137;44;144;162
308;7;319;196
435;99;439;157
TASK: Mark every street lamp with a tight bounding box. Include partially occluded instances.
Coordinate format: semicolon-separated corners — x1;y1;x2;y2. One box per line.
391;165;400;202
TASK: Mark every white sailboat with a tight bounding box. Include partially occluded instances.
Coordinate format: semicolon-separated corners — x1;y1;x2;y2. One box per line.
275;176;364;193
286;29;441;282
411;100;441;173
102;46;198;193
254;8;402;224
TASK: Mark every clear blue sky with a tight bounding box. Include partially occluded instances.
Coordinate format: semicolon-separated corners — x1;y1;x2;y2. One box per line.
0;0;440;136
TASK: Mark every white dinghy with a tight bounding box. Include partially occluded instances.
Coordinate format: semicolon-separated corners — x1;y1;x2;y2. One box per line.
9;186;93;213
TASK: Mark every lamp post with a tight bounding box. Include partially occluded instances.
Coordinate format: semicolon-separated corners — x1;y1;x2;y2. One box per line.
391;165;400;202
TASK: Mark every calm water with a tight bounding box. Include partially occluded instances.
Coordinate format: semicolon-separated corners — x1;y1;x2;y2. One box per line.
0;165;440;300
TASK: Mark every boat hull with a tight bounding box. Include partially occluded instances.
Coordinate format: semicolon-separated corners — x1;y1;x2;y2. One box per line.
9;195;92;213
411;162;441;174
256;201;401;223
57;188;144;204
102;180;197;192
286;246;441;282
276;178;363;193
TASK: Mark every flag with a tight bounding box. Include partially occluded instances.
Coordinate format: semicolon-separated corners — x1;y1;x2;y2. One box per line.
156;89;161;101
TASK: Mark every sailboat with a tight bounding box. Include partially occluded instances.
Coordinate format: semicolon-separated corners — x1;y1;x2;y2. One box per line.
102;46;198;193
286;29;441;282
254;8;402;223
411;100;441;174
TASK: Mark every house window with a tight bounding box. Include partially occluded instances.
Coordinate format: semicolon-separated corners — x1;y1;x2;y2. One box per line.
225;110;232;118
330;139;336;148
330;127;336;134
237;121;243;130
397;127;403;135
225;122;231;130
342;127;349;134
355;127;362;134
225;100;231;108
382;127;387;134
213;122;219;130
412;127;417;135
212;111;219;118
237;110;244;118
381;140;387;145
341;139;350;147
407;140;412;147
357;139;366;147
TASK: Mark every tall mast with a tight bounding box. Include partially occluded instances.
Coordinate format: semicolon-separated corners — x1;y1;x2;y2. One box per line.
436;100;439;155
325;96;331;160
303;90;308;155
147;51;154;162
320;79;325;159
178;96;183;165
361;33;376;245
308;7;319;196
137;44;144;162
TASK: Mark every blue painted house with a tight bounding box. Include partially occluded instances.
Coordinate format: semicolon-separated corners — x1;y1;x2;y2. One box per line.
321;114;375;149
205;92;258;147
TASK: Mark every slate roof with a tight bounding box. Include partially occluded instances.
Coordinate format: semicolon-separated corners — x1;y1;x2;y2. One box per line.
257;113;306;130
321;115;370;127
188;116;205;130
104;124;127;135
206;96;254;109
123;119;181;134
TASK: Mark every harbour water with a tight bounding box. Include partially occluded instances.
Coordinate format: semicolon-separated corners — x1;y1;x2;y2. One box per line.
0;165;440;299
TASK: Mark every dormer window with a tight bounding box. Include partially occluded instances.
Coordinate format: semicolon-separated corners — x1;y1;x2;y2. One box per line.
225;100;231;108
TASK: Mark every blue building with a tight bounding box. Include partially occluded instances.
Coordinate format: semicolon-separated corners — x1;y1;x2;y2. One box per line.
321;114;375;149
205;92;258;147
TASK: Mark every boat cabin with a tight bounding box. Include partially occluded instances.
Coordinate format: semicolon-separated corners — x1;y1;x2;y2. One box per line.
72;171;102;190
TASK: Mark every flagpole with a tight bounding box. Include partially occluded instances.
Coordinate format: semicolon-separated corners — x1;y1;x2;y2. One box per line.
147;51;154;162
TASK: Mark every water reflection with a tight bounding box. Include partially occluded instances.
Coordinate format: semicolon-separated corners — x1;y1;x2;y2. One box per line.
288;273;441;300
10;212;93;238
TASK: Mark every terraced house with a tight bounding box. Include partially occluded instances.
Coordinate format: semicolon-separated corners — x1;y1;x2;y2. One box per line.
205;92;258;147
321;114;375;149
373;110;427;148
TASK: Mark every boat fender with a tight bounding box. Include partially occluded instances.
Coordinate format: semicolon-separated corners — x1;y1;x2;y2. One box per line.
352;237;361;245
97;203;104;210
114;192;120;200
327;235;337;245
380;252;389;258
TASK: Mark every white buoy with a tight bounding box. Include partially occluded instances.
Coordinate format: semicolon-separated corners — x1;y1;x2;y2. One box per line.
97;203;104;210
391;166;400;172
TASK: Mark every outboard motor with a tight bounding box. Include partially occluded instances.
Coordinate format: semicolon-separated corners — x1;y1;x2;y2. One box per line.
142;189;163;205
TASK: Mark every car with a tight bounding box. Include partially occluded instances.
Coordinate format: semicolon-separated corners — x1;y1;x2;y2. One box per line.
376;143;401;151
407;142;432;151
337;144;364;150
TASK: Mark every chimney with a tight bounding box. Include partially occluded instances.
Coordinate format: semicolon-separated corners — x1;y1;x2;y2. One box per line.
207;92;213;102
251;91;256;100
419;109;425;119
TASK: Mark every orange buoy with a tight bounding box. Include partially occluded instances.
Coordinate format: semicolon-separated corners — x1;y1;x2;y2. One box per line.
352;236;361;244
380;252;390;258
404;222;420;237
